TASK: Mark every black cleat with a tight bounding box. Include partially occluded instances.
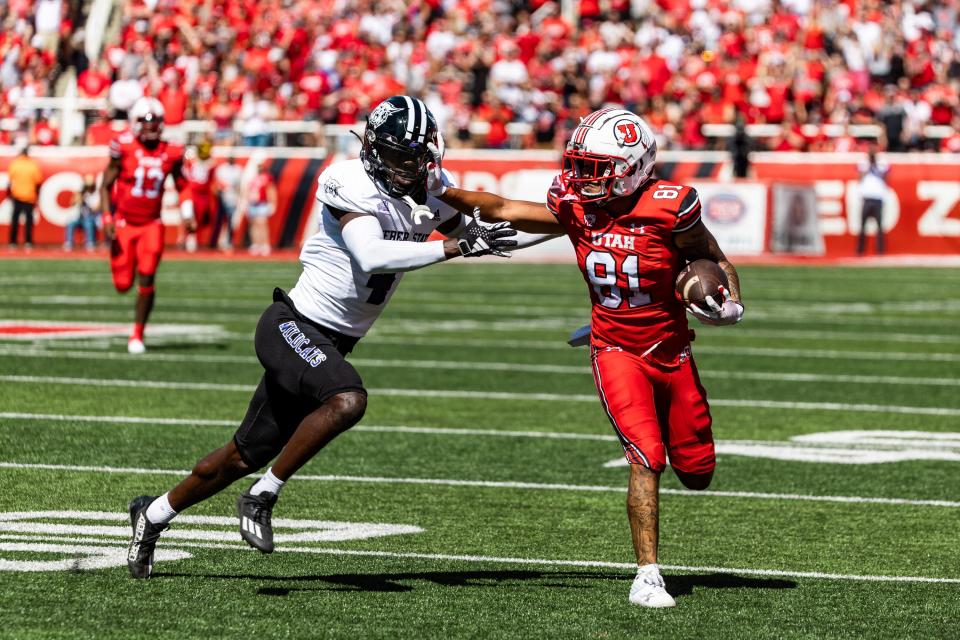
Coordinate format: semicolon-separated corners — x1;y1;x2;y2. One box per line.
127;495;167;579
237;486;277;553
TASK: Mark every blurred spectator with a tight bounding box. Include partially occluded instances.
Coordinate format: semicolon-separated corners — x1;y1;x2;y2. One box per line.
213;155;242;250
64;174;99;251
728;116;753;178
33;0;62;52
0;1;955;151
78;61;112;99
241;158;276;256
108;67;143;120
239;93;277;147
31;113;59;146
876;87;907;152
856;146;890;255
186;139;216;248
7;145;44;249
85;110;128;145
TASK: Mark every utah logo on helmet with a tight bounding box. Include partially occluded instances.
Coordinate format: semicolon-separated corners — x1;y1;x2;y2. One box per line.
561;108;658;203
360;95;438;199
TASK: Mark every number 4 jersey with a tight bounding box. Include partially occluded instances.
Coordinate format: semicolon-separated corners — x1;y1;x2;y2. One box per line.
109;132;189;225
288;158;461;338
547;177;702;365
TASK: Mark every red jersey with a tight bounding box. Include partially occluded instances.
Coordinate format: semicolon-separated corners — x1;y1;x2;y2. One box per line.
548;177;702;365
247;173;273;204
185;158;214;198
109;132;190;225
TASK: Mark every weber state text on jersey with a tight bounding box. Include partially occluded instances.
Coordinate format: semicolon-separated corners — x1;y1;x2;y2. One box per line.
109;132;187;225
548;177;702;365
288;158;460;337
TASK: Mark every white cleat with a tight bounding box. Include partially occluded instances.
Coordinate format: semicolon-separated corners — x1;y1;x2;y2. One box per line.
127;338;146;355
629;566;676;608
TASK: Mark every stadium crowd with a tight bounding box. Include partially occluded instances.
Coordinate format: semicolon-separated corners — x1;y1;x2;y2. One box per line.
2;0;959;152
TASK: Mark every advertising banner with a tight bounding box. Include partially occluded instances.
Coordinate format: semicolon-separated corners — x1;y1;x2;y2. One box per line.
770;183;824;255
690;182;768;256
1;148;958;257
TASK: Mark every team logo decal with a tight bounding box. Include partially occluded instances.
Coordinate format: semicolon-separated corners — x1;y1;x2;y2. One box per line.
0;511;424;572
704;193;746;224
613;120;642;147
323;177;343;197
368;102;402;129
606;430;960;467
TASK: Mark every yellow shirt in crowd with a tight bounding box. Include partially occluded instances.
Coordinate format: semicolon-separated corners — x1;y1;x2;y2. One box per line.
8;155;44;204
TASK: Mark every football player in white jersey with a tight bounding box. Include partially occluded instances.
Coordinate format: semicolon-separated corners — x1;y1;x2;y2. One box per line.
124;95;554;578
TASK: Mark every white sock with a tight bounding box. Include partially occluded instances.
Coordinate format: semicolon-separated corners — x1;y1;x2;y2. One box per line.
145;493;178;525
249;468;285;496
638;563;660;576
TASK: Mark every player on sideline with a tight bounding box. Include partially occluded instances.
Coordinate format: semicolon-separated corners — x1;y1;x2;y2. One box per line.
99;97;196;354
125;95;550;578
431;108;743;608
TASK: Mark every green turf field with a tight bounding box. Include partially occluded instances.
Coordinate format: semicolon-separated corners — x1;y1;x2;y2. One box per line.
0;258;958;639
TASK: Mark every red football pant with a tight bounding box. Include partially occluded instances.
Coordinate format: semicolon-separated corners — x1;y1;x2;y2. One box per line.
590;345;716;474
110;219;164;292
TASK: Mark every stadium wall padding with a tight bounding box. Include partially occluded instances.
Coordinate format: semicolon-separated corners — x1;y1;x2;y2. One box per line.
1;148;958;256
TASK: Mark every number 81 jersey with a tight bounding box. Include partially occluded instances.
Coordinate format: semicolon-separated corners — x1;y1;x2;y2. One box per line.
547;177;702;365
109;132;187;225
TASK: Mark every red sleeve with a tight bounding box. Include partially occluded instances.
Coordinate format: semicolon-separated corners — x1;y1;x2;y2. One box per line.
545;175;565;218
673;187;702;233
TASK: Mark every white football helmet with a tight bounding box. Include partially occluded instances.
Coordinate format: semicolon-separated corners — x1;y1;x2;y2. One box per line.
560;108;657;203
129;97;165;145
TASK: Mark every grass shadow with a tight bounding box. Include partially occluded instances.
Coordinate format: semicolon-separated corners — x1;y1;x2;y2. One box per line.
156;568;796;598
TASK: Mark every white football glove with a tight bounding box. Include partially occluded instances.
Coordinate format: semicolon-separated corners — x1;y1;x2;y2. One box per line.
426;137;446;197
687;286;744;326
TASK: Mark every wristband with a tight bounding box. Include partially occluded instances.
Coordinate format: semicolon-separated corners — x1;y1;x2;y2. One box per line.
101;211;114;225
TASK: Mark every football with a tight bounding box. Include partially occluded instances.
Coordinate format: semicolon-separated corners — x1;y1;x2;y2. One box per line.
676;259;729;308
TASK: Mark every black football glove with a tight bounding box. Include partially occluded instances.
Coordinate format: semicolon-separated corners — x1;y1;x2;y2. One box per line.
457;208;518;258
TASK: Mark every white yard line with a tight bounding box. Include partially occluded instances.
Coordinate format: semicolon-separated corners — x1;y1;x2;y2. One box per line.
0;412;618;442
1;534;956;585
1;461;958;509
3;375;960;415
1;348;958;386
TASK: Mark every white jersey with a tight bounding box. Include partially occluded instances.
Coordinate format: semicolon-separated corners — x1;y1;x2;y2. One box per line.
288;158;460;337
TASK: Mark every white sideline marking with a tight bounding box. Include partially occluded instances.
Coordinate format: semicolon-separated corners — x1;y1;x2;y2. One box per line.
2;347;959;387
2;534;958;585
3;375;960;416
1;461;958;508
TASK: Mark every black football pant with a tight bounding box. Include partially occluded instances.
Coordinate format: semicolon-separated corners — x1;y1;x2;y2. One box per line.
9;198;34;246
856;198;884;255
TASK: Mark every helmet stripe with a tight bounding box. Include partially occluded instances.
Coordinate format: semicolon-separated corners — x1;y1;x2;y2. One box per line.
582;107;614;126
401;95;417;140
415;98;428;142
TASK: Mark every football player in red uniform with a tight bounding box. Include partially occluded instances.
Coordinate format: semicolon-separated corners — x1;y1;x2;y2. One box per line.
431;109;743;608
99;97;196;354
